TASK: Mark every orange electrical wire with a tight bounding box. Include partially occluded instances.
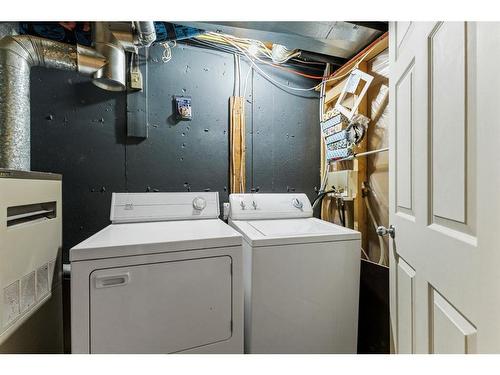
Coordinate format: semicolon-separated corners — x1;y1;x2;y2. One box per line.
256;31;388;81
326;31;389;80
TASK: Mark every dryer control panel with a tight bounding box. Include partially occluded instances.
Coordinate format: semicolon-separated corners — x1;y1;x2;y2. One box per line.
229;193;313;220
110;192;220;223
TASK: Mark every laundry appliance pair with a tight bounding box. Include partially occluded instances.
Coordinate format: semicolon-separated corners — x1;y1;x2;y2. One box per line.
70;192;360;354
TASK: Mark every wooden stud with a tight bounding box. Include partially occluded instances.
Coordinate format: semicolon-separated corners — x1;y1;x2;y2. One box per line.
325;33;388;87
229;96;246;193
320;60;370;251
352;61;368;250
320;36;387;247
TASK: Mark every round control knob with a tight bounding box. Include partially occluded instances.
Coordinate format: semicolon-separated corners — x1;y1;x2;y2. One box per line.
292;198;303;209
192;196;207;210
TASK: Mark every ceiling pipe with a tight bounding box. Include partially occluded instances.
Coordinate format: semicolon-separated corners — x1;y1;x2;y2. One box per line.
298;50;347;67
347;22;388;33
133;21;156;47
92;22;156;91
0;35;106;171
0;22;156;171
92;22;131;92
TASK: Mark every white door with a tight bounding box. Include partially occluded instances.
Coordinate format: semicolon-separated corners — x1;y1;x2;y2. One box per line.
389;22;500;353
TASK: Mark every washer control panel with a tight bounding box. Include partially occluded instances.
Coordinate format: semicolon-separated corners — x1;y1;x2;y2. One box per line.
229;193;313;220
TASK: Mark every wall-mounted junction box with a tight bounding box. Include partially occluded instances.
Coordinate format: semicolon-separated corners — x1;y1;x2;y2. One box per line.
326;170;358;200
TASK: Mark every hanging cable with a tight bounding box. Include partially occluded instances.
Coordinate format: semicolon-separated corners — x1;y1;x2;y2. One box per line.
188;36;326;80
195;31;384;92
161;40;176;63
243;64;253;100
362;182;387;266
311;189;336;210
233;53;240;97
336;196;346;227
251;53;324;79
217;33;320;92
361;247;370;261
237;55;242;97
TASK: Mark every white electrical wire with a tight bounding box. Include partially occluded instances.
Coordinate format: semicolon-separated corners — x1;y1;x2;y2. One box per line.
202;32;379;94
243;64;252;99
161;40;176;63
218;34;320;92
233;53;241;97
361;247;370;262
238;55;242;97
218;34;273;58
363;187;387;266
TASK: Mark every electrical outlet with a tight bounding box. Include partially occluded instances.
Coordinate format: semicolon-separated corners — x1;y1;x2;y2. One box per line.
129;70;143;90
174;96;192;121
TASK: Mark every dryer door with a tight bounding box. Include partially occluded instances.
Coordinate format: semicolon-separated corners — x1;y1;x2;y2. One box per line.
89;256;232;353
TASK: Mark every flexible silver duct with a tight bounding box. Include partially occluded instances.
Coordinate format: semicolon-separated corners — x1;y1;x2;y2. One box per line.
0;22;156;170
0;35;106;170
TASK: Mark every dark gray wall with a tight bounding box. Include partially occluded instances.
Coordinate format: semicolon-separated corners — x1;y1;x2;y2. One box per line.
30;44;320;261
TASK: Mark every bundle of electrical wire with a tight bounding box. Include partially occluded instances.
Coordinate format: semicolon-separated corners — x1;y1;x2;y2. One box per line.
188;31;380;93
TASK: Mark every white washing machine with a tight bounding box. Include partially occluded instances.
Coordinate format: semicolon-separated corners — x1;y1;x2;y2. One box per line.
228;193;361;354
70;192;243;354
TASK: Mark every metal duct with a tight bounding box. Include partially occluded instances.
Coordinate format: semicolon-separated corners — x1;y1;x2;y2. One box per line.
92;22;156;91
0;35;106;170
134;21;156;47
92;22;129;92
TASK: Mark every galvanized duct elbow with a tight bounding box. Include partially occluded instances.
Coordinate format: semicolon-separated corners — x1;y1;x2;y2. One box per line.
0;35;106;170
91;22;156;92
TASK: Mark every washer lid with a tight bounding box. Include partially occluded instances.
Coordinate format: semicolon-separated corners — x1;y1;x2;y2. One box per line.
110;192;220;223
230;217;360;247
70;219;242;261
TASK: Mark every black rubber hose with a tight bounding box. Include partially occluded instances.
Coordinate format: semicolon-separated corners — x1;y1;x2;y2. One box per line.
337;198;346;227
311;189;336;219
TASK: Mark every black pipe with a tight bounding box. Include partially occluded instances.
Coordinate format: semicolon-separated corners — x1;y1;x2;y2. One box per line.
298;50;347;67
347;22;388;32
